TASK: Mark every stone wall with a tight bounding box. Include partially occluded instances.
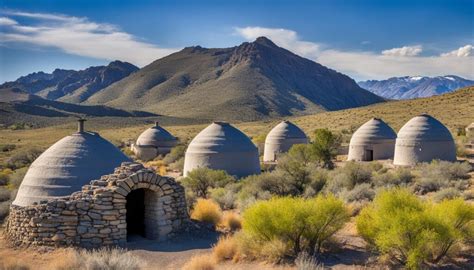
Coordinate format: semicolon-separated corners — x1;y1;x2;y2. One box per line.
5;162;188;248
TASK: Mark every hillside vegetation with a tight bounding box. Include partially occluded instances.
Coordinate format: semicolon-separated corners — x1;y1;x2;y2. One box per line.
0;86;471;165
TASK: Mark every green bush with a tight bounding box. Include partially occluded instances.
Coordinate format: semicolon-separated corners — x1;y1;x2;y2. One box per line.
356;188;474;269
275;145;331;196
181;168;235;198
325;162;373;194
309;129;341;169
163;145;186;165
209;184;239;210
243;195;349;255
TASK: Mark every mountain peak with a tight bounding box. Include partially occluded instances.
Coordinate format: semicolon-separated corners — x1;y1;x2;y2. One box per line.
253;36;278;47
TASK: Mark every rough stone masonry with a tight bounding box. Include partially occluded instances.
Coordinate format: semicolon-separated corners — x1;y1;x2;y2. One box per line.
5;162;188;248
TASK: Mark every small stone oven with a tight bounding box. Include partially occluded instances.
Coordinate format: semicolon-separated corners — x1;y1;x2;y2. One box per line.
6;162;188;248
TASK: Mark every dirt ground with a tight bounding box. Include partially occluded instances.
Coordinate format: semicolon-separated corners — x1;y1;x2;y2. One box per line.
0;224;382;270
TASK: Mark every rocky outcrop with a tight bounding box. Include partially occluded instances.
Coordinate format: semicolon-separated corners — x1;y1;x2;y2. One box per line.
5;162;188;248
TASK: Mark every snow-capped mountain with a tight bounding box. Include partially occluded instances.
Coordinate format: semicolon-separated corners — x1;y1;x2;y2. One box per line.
358;75;474;99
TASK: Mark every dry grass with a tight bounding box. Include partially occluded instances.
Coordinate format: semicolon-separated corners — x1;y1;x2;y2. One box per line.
182;254;216;270
46;248;142;270
212;236;238;262
1;87;472;166
259;239;288;264
0;257;30;270
218;212;242;231
191;198;223;225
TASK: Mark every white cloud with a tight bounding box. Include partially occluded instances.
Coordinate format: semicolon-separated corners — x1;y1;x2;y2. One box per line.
235;26;473;80
0;11;179;66
381;45;422;56
441;44;473;57
0;17;17;26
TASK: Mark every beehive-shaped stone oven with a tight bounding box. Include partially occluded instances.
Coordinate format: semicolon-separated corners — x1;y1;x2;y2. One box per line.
263;120;308;162
131;122;178;161
393;114;456;166
347;118;397;161
183;122;260;178
6;120;188;248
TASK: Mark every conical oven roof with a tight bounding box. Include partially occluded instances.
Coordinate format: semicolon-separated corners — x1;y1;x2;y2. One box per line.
13;121;130;206
183;122;260;177
136;122;177;146
350;118;396;145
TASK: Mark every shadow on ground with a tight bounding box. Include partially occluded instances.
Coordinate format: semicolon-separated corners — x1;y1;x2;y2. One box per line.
125;231;219;252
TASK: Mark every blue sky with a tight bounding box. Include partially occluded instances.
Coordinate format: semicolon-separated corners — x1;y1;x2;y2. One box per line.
1;0;473;82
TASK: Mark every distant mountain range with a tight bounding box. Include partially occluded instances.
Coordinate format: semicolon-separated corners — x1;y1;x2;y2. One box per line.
0;61;138;103
2;37;385;121
358;75;474;99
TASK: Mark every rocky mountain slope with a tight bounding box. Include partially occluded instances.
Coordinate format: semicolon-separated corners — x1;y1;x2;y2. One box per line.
0;61;138;103
358;75;474;99
84;37;384;121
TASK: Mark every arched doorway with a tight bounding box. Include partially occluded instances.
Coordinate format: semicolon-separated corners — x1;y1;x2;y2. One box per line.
126;188;160;240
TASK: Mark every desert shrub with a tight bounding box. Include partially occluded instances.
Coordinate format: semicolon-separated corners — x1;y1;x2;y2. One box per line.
52;248;142;270
5;148;42;169
239;171;289;198
169;157;184;171
259;238;289;263
325;162;373;195
252;134;267;156
373;168;413;188
0;144;16;152
218;212;242;231
463;190;474;200
277;144;317;195
416;160;471;194
121;147;135;158
356;189;474;269
191;198;223;225
339;183;375;203
0;188;11;202
0;200;11;222
242;195;349;255
455;136;469;157
163;145;186;165
295;252;325;270
432;188;461;202
303;169;329;197
7;167;28;189
0;172;9;186
209;186;237;210
182;168;235;198
310;129;341;169
395;168;415;184
182;254;216;270
212;236;238;262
